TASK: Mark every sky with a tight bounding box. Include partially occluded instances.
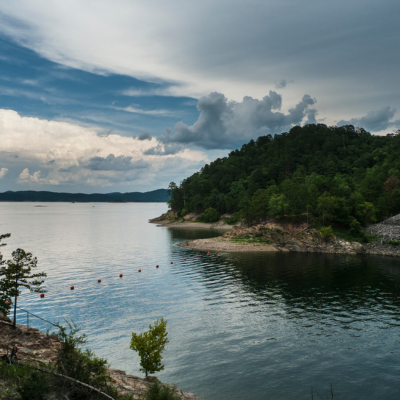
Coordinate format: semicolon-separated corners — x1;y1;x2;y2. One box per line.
0;0;399;193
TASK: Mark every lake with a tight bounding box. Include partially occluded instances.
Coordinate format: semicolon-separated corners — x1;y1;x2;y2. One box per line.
1;202;400;399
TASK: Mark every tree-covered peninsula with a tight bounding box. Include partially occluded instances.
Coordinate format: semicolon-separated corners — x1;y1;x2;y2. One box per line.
168;124;400;239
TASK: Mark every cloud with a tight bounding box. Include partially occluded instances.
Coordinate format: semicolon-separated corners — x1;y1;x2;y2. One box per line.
159;91;316;149
113;105;179;117
275;79;287;89
337;106;398;132
0;167;9;178
137;131;152;141
0;108;208;190
86;154;149;171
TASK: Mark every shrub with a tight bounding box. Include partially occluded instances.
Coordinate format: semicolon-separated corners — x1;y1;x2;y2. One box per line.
320;226;334;242
349;218;364;238
18;371;50;400
198;207;219;223
223;212;241;225
146;383;180;400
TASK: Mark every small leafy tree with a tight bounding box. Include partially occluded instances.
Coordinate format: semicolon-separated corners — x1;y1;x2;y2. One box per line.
319;226;334;242
130;318;169;378
1;248;46;328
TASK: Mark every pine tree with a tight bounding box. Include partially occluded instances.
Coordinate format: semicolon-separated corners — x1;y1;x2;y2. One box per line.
1;248;46;328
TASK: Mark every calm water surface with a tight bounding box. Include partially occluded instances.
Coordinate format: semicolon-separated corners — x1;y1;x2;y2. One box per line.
1;203;400;399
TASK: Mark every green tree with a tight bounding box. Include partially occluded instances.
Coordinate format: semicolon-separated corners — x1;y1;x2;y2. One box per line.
130;318;169;378
268;194;288;219
198;207;219;223
1;248;46;328
0;233;11;316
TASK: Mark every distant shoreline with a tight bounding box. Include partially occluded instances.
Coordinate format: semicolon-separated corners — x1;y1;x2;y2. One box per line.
0;189;169;203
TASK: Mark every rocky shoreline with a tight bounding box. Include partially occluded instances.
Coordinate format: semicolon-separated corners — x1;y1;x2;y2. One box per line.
0;315;201;400
174;219;400;257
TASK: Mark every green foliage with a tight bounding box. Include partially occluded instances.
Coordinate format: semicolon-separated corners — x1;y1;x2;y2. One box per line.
0;247;46;327
319;226;334;242
198;207;219;223
0;233;11;316
18;371;50;400
222;212;241;225
53;320;113;398
230;235;270;244
168;124;400;231
130;318;169;378
145;382;180;400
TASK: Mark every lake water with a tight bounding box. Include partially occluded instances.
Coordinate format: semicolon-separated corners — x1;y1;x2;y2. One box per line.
1;202;400;400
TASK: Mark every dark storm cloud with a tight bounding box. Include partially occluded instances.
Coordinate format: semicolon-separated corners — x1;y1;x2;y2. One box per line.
86;154;148;171
137;131;152;141
275;79;287;89
337;106;398;132
158;91;316;149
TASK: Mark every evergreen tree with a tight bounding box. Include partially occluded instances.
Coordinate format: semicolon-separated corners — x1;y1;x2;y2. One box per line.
1;248;46;328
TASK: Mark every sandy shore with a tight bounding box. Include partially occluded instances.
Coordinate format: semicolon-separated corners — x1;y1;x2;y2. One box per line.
177;236;281;253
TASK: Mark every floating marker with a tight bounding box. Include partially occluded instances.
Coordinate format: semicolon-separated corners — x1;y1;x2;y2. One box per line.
184;258;186;261
207;252;210;255
196;255;199;258
40;294;44;299
120;274;123;278
156;265;159;268
171;261;173;264
138;269;141;272
70;286;74;290
218;250;221;252
98;279;101;283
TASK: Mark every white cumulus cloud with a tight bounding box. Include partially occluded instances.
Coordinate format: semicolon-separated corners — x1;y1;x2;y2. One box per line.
0;167;9;178
0;109;208;190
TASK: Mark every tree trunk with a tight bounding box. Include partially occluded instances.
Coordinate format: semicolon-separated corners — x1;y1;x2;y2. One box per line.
13;278;17;328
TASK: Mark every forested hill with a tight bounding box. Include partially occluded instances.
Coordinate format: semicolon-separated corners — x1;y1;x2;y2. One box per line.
168;124;400;235
0;189;169;202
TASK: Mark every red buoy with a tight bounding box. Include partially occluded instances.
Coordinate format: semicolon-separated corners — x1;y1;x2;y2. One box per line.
40;294;44;299
70;286;74;290
184;258;186;261
218;250;221;252
196;255;199;258
138;269;141;272
171;261;173;264
98;279;101;283
207;252;210;255
120;274;123;278
156;265;159;268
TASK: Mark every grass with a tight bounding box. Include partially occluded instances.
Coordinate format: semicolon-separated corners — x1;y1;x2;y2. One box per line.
231;234;270;244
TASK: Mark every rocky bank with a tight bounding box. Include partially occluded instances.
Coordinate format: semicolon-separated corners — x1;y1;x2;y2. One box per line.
177;220;400;257
0;315;201;400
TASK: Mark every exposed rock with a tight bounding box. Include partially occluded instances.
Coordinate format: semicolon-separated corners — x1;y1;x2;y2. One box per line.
0;311;11;324
368;214;400;240
149;210;177;223
0;320;61;365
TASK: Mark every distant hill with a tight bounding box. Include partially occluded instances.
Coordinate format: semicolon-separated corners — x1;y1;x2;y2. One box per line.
0;189;169;202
